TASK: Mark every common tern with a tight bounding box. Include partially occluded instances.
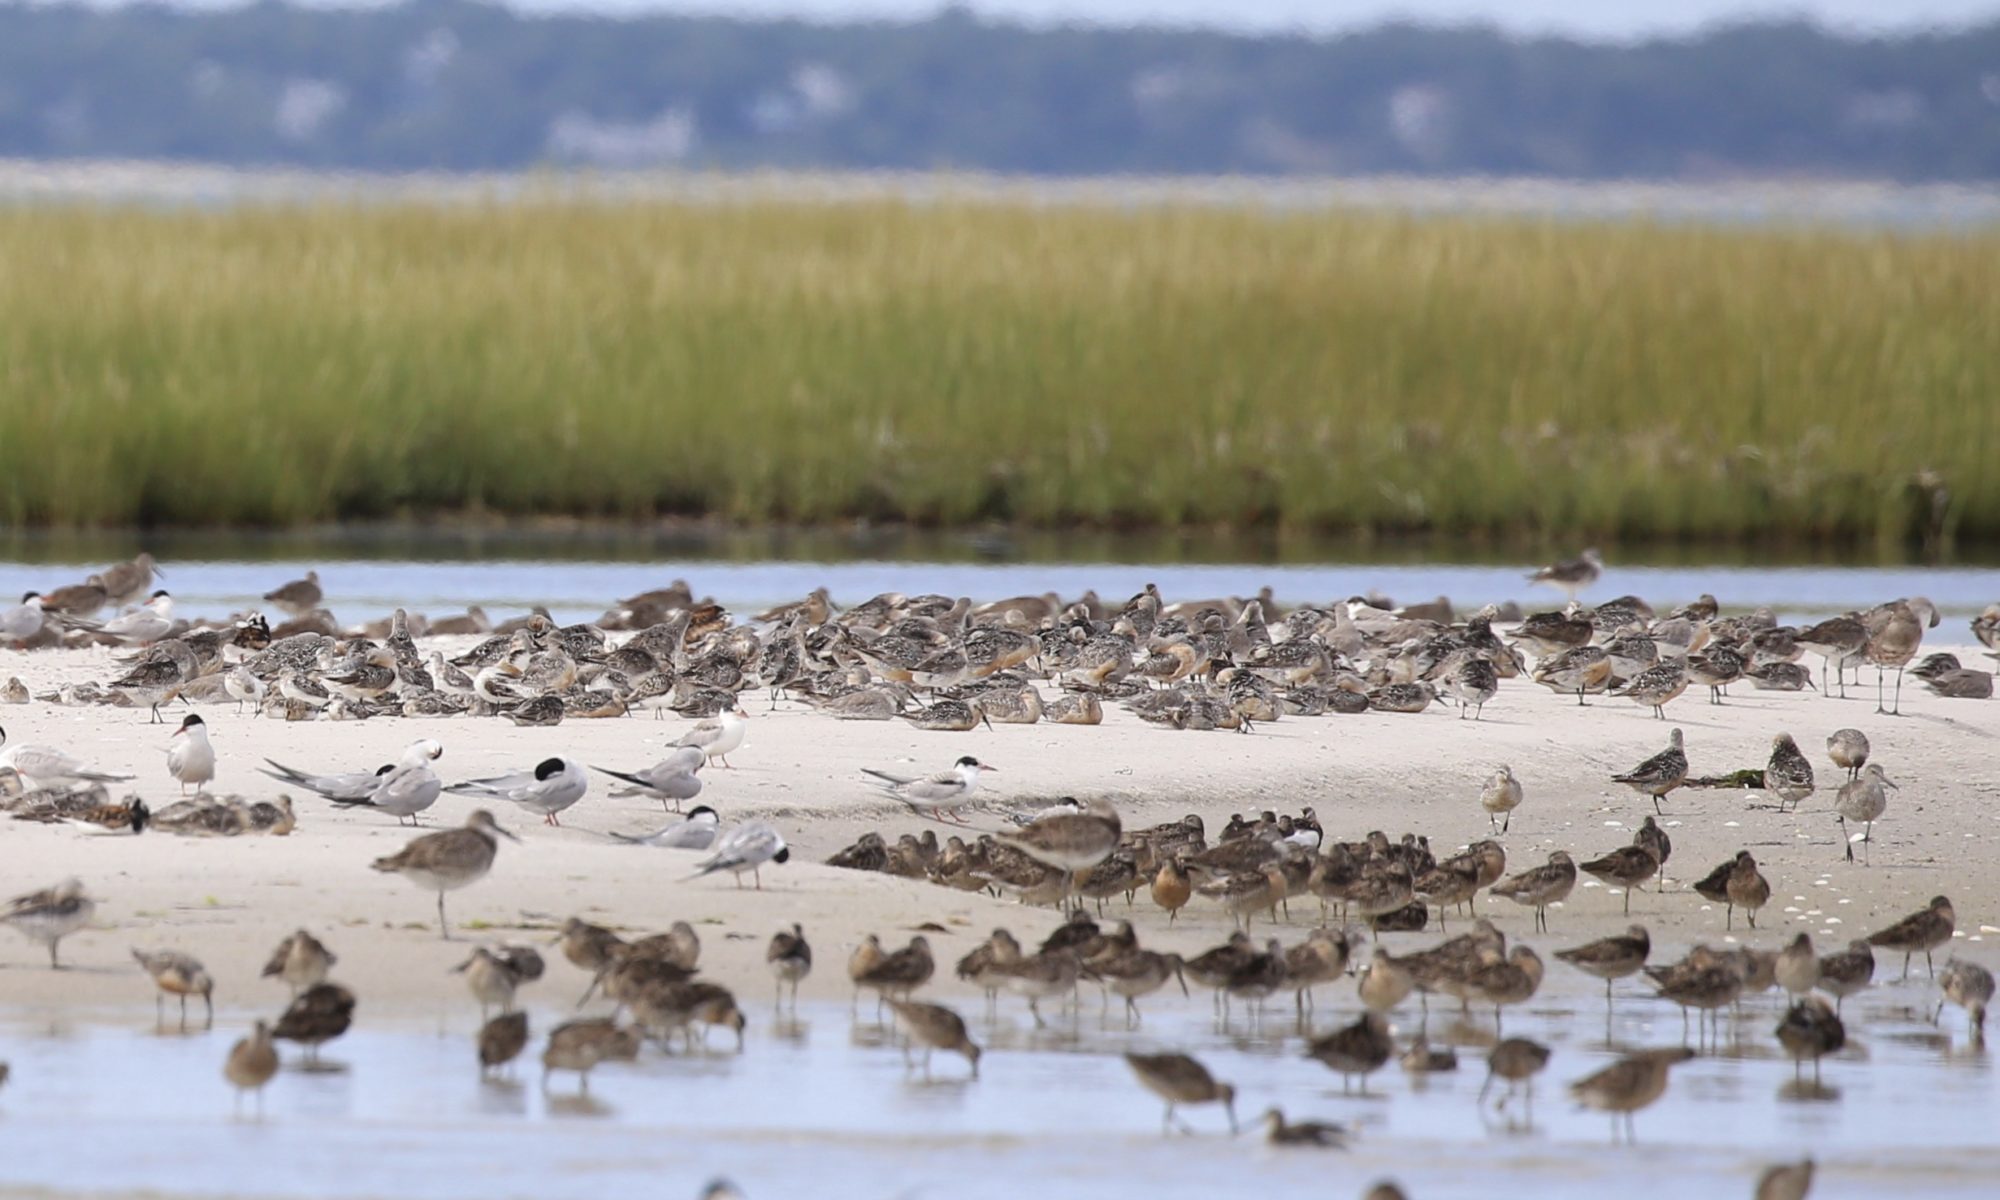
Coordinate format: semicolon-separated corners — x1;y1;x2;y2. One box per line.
861;755;994;824
1;593;45;646
686;820;790;889
611;805;721;850
77;590;174;645
261;739;440;801
165;713;216;795
0;725;135;789
677;708;748;768
447;755;588;827
592;746;705;811
342;751;447;826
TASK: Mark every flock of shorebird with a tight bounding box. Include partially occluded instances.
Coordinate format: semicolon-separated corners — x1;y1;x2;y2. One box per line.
2;549;1998;1199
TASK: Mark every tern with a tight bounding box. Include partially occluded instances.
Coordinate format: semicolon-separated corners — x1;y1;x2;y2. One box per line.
592;746;705;812
342;755;446;826
611;805;721;850
447;756;588;827
686;820;790;889
1;593;45;647
76;591;174;645
677;708;748;768
0;725;135;789
861;756;994;824
165;713;216;795
261;739;440;801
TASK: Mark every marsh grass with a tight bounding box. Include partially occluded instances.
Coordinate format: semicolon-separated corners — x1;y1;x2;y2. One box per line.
1;199;1994;543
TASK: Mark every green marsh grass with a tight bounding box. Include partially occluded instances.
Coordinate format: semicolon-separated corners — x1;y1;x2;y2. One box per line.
1;200;1994;543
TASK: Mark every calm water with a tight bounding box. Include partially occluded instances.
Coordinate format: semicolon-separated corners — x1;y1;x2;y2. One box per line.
1;982;1992;1199
0;528;1995;629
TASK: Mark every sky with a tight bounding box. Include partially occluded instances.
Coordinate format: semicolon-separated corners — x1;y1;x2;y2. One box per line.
481;0;1999;38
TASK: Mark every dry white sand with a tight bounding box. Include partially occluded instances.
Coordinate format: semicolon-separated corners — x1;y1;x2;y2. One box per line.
2;638;1996;1021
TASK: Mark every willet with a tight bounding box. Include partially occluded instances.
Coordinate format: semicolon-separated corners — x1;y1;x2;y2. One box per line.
369;809;518;939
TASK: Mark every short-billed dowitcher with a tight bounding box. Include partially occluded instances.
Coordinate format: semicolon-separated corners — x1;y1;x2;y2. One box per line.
885;998;981;1079
273;982;356;1066
1816;939;1875;1014
1124;1051;1237;1135
1775;997;1845;1082
1775;933;1820;999
1481;1036;1552;1114
478;1010;530;1077
1569;1046;1695;1142
223;1020;280;1115
1578;845;1660;915
452;945;544;1019
1556;924;1651;1006
767;923;812;1010
1257;1107;1347;1147
1306;1012;1393;1094
1527;548;1603;602
1755;1160;1815;1200
1866;894;1954;978
262;929;335;997
1490;851;1575;932
540;1018;640;1091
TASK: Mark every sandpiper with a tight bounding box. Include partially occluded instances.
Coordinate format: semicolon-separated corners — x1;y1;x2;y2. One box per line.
1527;548;1603;601
1866;895;1954;978
995;795;1121;904
479;1011;530;1077
452;945;545;1019
885;998;981;1079
262;570;323;617
1306;1012;1393;1094
1257;1108;1347;1147
1612;729;1688;813
224;1020;280;1115
1481;1036;1552;1115
1816;939;1875;1014
767;923;812;1010
1578;845;1660;915
1775;996;1845;1082
2;877;95;968
1726;852;1771;929
1835;764;1895;862
1775;933;1820;1000
1480;765;1523;833
370;810;518;939
1490;851;1575;932
1755;1161;1815;1200
1124;1051;1237;1135
131;948;214;1028
1556;924;1651;1006
262;930;336;996
1937;958;1994;1034
540;1018;640;1091
1569;1047;1696;1142
273;982;356;1066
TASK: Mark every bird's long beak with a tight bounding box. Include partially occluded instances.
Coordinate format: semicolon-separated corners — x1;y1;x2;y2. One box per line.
984;765;1001;773
1882;775;1900;789
495;825;522;843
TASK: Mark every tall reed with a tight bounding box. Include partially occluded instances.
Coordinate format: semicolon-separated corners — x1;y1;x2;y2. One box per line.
1;199;1993;544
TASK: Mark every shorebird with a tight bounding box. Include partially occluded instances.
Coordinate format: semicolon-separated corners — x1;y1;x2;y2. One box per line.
1554;925;1652;1006
592;746;705;812
1480;765;1522;833
224;666;266;715
1471;945;1544;1032
262;570;323;617
1527;548;1603;601
40;574;108;620
98;553;162;609
224;1020;280;1115
611;805;721;850
1306;1012;1394;1094
131;948;214;1028
1124;1052;1237;1134
1866;895;1954;978
1693;851;1769;930
479;1011;530;1077
995;795;1121;904
677;708;749;768
1614;660;1689;719
1775;933;1820;1000
1481;1037;1552;1115
1764;733;1815;811
686;820;791;889
2;878;95;968
1257;1108;1347;1148
1531;644;1614;704
1579;846;1660;914
370;810;518;938
1817;939;1875;1014
1490;851;1576;932
0;728;134;789
540;1018;639;1091
1569;1047;1695;1143
767;923;812;1010
861;756;994;824
1937;958;1994;1033
1835;764;1895;861
1613;729;1688;814
1816;731;1868;787
1755;1161;1815;1200
885;998;981;1079
261;930;336;996
855;935;936;1012
273;982;356;1066
1775;997;1845;1082
446;756;587;827
1797;614;1867;696
1863;597;1934;714
165;713;215;796
452;945;545;1019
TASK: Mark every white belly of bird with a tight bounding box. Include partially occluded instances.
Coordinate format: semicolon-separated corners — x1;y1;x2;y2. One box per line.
9;906;92;944
403;866;487;893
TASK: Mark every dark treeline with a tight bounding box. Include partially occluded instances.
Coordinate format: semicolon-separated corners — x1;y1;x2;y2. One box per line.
1;1;1997;178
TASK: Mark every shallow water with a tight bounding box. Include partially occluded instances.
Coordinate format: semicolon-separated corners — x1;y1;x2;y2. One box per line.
1;555;1994;632
3;982;1993;1199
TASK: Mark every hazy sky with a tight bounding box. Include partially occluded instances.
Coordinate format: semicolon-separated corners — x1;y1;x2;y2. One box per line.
493;0;1998;38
